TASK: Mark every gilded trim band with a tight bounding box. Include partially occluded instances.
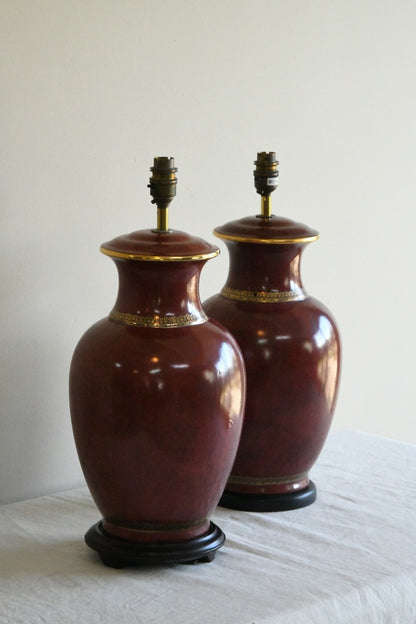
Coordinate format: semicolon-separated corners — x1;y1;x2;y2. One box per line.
214;231;319;245
100;246;219;262
106;517;207;534
227;471;308;486
221;286;306;303
110;309;206;328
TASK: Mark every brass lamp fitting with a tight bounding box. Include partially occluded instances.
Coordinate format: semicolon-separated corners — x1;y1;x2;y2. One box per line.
148;157;178;232
253;152;279;219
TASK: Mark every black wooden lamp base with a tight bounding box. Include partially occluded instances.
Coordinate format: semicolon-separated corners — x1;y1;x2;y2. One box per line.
219;480;317;512
84;521;225;568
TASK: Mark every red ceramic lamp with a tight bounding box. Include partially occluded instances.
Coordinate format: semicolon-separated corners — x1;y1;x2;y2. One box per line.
204;152;341;511
69;157;246;566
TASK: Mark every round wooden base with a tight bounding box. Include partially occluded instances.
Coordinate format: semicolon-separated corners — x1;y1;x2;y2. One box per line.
219;481;317;512
84;521;225;568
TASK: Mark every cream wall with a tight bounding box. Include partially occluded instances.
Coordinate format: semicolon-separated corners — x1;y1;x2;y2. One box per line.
1;0;415;503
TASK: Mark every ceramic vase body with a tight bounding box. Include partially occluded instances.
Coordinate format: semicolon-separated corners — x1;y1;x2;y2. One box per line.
204;219;341;511
69;233;245;564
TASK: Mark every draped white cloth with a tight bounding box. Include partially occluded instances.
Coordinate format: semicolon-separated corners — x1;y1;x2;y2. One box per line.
1;430;415;623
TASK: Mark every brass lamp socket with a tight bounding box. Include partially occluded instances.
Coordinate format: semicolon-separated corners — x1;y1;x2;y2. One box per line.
148;157;178;231
253;152;279;219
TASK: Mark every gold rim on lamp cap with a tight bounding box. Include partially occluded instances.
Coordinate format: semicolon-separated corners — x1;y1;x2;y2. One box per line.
213;231;319;245
100;246;220;262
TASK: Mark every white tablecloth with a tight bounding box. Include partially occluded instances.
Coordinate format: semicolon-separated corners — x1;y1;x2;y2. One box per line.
1;430;416;624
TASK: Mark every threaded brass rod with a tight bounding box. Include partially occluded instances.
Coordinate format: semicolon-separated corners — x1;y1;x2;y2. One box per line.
261;195;272;219
157;207;169;231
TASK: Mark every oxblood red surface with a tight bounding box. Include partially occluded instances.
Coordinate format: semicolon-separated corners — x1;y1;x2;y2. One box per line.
69;235;246;543
204;228;341;497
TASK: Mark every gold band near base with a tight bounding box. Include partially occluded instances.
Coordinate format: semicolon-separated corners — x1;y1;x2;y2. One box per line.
110;309;206;328
227;471;308;486
105;516;208;534
221;286;306;303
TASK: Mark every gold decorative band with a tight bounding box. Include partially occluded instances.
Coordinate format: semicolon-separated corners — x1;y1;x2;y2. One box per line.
227;471;308;486
221;286;305;303
110;309;206;328
214;231;319;245
100;246;219;262
106;517;207;534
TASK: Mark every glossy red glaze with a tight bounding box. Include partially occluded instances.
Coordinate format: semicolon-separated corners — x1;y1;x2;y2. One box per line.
214;214;319;243
69;231;245;543
101;228;219;260
204;217;341;500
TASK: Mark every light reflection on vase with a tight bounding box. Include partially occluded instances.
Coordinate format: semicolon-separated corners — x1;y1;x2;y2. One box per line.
203;151;341;512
